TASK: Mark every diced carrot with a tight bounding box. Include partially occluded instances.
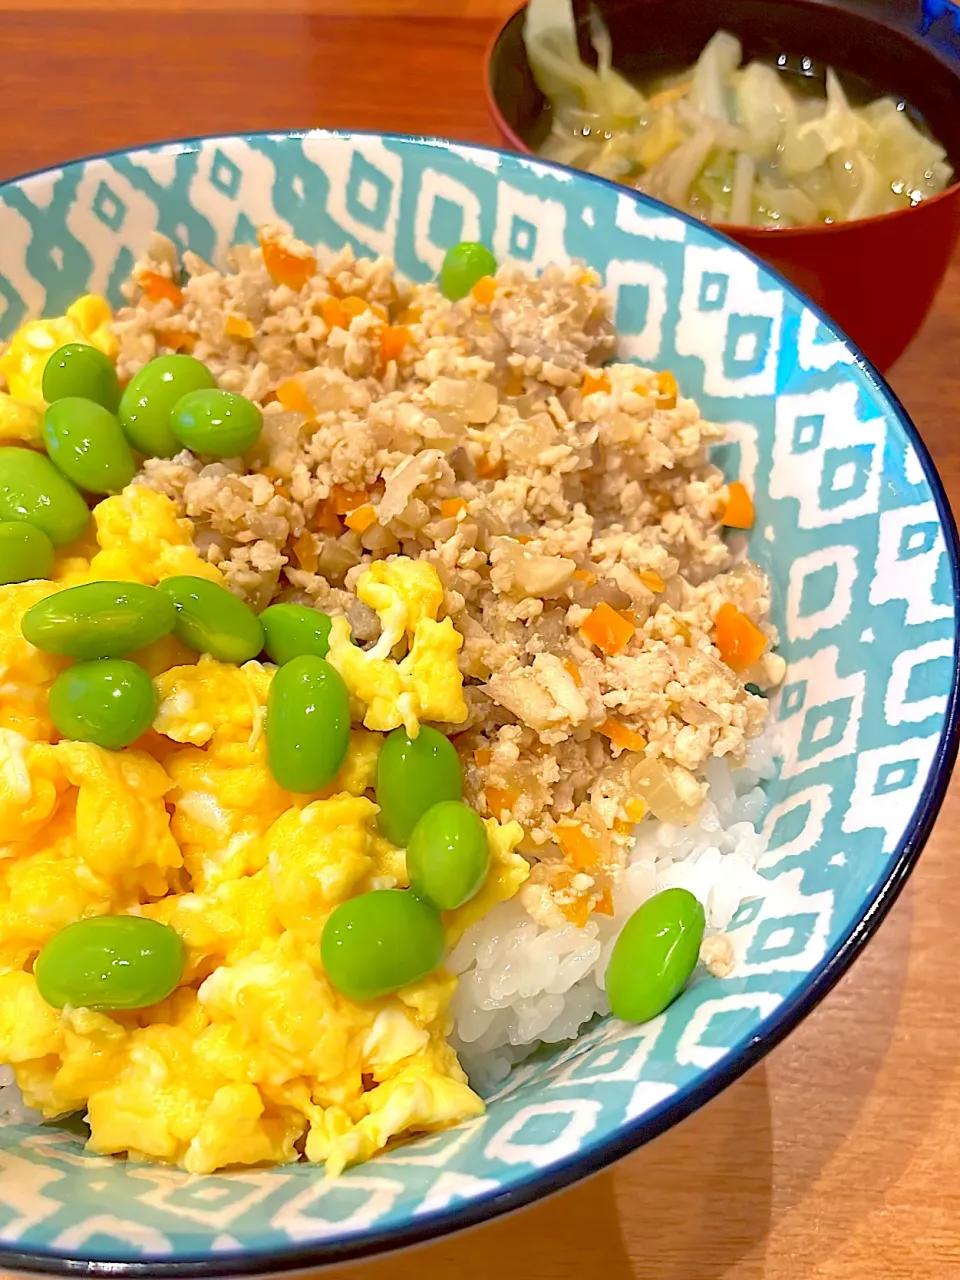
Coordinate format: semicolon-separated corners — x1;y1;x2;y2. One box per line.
476;455;505;480
573;568;597;587
344;503;377;533
723;480;755;529
292;531;318;574
471;275;497;306
276;377;316;420
486;785;520;819
140;271;184;307
395;305;421;325
503;367;525;397
652;370;678;410
332;484;368;514
440;497;466;519
154;328;196;353
555;822;601;871
325;274;344;298
581;602;636;655
320;296;348;330
473;747;492;767
594;887;615;915
598;718;647;752
224;314;254;340
371;302;389;321
259;230;317;290
516;535;532;545
632;382;649;397
638;569;665;593
612;818;633;835
581;370;611;397
560;896;592;928
715;602;767;672
562;658;582;687
312;496;342;533
624;797;649;823
341;295;370;321
379;324;410;370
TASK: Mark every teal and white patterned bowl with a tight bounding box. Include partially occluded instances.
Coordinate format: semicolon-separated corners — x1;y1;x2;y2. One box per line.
0;131;956;1276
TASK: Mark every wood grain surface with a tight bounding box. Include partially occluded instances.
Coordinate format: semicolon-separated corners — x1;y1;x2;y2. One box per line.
0;3;958;1277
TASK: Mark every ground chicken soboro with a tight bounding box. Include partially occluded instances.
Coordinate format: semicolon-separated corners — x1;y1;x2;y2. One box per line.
116;225;785;933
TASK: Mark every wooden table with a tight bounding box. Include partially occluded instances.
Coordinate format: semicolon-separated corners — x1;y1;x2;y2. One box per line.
1;3;959;1276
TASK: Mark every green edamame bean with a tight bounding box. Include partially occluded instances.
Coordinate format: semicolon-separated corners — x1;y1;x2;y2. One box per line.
0;446;90;546
605;887;705;1024
321;889;444;1001
119;354;217;458
439;241;497;301
42;398;136;495
266;654;350;792
21;580;175;659
407;800;490;911
376;725;462;847
42;343;121;412
35;915;184;1011
157;575;264;663
169;388;262;458
0;521;54;585
260;602;332;665
49;658;158;750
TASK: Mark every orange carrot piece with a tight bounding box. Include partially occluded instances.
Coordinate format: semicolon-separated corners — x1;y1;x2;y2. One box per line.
624;797;649;823
581;602;636;655
224;314;255;340
652;370;678;409
638;569;665;593
562;658;582;687
572;568;597;587
471;275;497;306
486;785;520;819
312;497;342;533
259;230;317;290
370;302;389;321
332;484;368;514
320;296;348;330
581;370;611;397
598;718;647;752
594;887;615;915
292;531;319;574
276;378;316;419
476;455;505;480
341;295;370;320
344;504;377;533
503;367;526;397
555;822;601;871
395;305;422;325
560;896;592;928
715;602;768;672
140;271;184;307
723;481;755;529
379;324;410;369
473;747;492;767
154;328;196;353
440;497;467;519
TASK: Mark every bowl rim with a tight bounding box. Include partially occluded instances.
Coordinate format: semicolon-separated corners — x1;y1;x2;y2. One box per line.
0;127;957;1278
484;0;960;238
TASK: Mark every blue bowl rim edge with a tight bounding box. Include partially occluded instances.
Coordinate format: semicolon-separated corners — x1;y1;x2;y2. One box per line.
0;127;956;1277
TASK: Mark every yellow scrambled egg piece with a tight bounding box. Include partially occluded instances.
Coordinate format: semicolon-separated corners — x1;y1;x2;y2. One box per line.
327;557;468;735
0;489;520;1175
0;297;118;443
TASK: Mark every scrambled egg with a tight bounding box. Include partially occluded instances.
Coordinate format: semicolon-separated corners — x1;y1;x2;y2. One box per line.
0;296;118;446
0;485;528;1175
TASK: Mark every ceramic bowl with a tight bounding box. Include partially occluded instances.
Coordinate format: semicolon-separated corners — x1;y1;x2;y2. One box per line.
0;131;956;1276
486;0;960;371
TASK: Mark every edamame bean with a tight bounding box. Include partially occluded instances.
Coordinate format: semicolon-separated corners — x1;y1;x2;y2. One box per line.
0;446;90;546
605;887;705;1024
169;388;262;458
21;580;176;659
43;398;136;495
321;890;444;1001
260;602;332;665
439;241;497;301
158;576;264;663
35;916;184;1011
376;725;462;846
266;654;350;792
49;658;157;750
42;343;121;412
0;521;54;585
119;354;217;458
406;800;490;910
